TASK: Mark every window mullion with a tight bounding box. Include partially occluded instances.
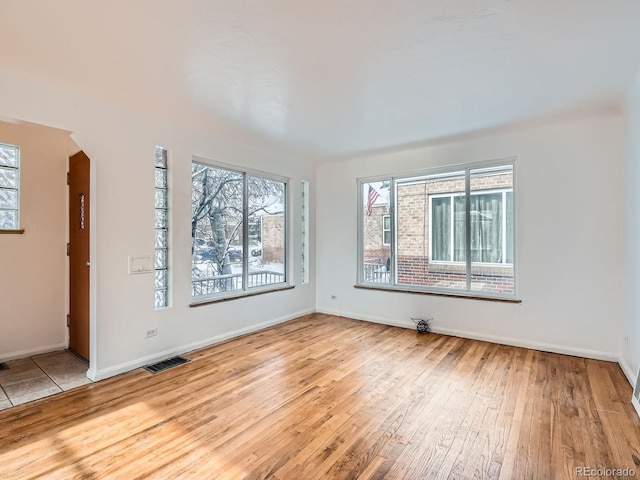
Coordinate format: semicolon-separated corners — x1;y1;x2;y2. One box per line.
465;169;471;292
390;178;396;286
242;173;249;292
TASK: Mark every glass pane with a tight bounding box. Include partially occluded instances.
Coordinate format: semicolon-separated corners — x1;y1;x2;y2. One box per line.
155;209;167;229
431;197;451;261
0;145;18;167
396;170;466;291
155;228;167;248
154;289;168;309
248;175;286;288
155;189;167;209
0;167;18;188
155;168;167;189
453;196;466;262
191;163;244;296
361;180;391;284
470;165;514;295
155;147;167;168
0;209;17;229
155;270;168;289
155;248;168;269
0;189;17;209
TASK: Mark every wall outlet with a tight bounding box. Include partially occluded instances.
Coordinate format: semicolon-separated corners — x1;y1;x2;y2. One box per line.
331;295;337;300
145;328;158;338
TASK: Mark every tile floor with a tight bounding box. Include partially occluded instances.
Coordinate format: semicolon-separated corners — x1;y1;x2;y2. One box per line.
0;350;92;411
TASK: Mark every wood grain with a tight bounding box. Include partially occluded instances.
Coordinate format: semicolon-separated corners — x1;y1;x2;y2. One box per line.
1;314;639;479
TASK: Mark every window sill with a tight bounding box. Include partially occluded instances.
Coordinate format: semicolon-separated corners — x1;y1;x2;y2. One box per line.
0;229;25;234
190;284;295;307
354;284;521;303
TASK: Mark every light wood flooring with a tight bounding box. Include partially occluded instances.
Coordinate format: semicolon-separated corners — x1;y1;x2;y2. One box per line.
1;314;639;479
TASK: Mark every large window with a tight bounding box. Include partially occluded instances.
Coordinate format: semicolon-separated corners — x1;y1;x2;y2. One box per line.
154;146;169;309
359;161;515;299
0;143;20;230
191;159;288;301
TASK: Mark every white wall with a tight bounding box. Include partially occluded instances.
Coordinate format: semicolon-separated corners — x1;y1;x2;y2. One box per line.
622;73;640;384
0;68;316;379
317;112;626;361
0;120;79;361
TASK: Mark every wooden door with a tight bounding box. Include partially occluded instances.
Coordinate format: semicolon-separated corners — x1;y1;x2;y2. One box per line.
69;151;90;361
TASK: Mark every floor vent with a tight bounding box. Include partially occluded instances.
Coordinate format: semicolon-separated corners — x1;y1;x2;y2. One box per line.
143;356;190;374
0;363;7;371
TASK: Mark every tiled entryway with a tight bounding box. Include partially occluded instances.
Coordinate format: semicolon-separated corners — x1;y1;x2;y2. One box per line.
0;351;92;411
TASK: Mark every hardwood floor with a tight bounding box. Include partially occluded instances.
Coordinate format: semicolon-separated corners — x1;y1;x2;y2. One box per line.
1;313;639;479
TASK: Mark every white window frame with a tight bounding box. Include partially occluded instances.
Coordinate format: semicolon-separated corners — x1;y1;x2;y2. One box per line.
428;188;513;266
382;214;391;246
357;158;516;300
0;142;20;231
191;156;291;304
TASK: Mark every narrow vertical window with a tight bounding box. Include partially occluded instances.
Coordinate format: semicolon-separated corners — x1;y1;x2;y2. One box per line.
0;143;20;230
154;146;169;308
301;180;309;284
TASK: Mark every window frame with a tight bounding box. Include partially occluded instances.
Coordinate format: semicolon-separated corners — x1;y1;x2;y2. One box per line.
0;142;21;231
357;157;517;301
190;156;291;305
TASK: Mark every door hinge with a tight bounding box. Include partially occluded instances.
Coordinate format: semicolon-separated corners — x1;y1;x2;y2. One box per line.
67;243;70;256
66;314;70;327
67;172;70;185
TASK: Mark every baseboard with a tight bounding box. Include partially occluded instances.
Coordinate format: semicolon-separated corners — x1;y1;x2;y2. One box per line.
316;307;619;363
618;355;638;388
0;342;68;363
88;308;315;381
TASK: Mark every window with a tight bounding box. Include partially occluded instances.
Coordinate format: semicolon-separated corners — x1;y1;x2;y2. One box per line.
429;190;513;265
301;180;310;284
154;146;169;308
191;159;288;301
0;143;20;230
359;161;515;299
382;215;391;245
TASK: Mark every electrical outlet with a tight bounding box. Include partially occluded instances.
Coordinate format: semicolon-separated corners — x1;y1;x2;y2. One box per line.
331;295;337;300
145;328;158;338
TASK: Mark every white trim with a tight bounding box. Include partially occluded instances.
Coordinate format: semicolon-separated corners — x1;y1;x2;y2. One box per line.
382;214;391;246
87;308;315;381
0;342;67;363
618;355;638;387
315;308;618;363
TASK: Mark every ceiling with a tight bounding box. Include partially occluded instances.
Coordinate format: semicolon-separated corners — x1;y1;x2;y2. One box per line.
1;0;639;157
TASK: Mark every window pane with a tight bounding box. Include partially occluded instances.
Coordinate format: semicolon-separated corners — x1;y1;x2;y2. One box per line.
248;175;286;288
431;197;451;261
0;210;17;229
155;209;167;229
155;228;167;248
0;167;17;188
155;270;168;289
470;165;514;294
155;146;167;168
155;248;167;269
0;145;18;167
394;171;466;291
155;168;167;189
155;189;167;209
0;189;17;209
453;196;466;262
191;164;244;296
154;289;168;309
361;181;391;284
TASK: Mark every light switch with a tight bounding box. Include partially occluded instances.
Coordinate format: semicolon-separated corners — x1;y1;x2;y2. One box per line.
129;255;153;274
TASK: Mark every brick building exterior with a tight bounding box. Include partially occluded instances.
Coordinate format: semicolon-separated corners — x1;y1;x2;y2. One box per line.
261;214;285;263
